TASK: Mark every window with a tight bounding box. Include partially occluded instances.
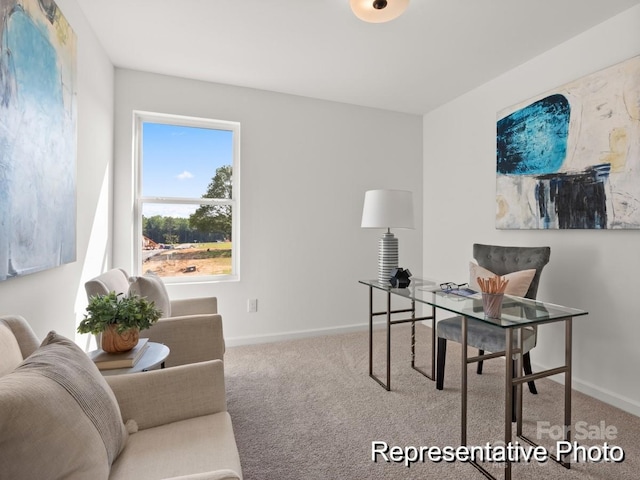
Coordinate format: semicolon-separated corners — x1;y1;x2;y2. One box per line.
134;112;240;282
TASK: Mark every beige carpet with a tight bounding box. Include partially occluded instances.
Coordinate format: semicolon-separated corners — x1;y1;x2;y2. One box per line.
224;324;639;479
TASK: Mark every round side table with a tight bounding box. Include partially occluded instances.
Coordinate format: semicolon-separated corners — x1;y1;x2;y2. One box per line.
97;342;170;376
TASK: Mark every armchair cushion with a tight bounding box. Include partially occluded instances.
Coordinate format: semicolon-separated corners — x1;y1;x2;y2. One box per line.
110;414;239;480
469;262;536;297
129;273;172;317
0;332;128;479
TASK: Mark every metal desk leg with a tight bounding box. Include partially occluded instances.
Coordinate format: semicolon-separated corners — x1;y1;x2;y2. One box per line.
562;318;573;467
410;299;417;366
411;303;436;380
468;326;519;480
458;317;577;479
504;328;513;480
516;328;524;436
368;285;435;390
517;316;574;472
431;305;436;378
368;286;374;379
461;316;468;446
386;290;392;390
368;285;392;391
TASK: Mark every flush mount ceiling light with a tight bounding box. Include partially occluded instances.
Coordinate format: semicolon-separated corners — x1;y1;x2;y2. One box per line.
350;0;409;23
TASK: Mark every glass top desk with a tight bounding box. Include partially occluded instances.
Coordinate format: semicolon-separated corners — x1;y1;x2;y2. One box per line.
359;278;588;480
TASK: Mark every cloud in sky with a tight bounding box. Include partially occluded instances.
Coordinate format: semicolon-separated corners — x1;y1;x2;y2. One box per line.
177;170;194;180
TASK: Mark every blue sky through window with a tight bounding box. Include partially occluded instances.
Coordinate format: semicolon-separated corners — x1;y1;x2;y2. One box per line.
142;122;233;218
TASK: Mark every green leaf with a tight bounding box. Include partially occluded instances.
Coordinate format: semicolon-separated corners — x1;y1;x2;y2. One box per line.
77;291;162;335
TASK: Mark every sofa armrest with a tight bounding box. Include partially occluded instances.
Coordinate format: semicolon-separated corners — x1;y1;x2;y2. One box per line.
145;314;225;367
170;297;218;316
0;315;41;360
163;470;241;480
106;360;226;430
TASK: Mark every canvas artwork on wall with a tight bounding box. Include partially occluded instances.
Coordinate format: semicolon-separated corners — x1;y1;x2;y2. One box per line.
496;55;640;229
0;0;77;281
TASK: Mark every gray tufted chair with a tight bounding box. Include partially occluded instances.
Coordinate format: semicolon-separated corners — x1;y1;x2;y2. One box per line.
436;244;551;399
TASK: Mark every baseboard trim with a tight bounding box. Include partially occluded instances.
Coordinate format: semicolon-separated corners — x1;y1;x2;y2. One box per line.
227;318;431;348
532;361;640;418
226;322;379;348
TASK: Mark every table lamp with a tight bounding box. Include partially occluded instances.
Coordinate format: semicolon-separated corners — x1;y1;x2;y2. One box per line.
361;189;414;284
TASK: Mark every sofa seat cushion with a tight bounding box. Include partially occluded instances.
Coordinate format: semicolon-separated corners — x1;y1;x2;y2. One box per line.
0;332;128;480
109;412;242;480
437;316;536;354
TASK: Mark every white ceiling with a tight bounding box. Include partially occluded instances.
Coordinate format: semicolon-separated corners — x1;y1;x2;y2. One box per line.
74;0;640;115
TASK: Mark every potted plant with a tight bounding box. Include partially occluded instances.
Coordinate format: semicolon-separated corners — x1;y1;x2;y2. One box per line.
78;291;162;353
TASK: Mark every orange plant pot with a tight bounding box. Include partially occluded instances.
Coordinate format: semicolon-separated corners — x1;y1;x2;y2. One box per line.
101;325;139;353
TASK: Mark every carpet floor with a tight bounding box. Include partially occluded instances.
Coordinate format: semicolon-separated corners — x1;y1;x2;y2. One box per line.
224;324;639;479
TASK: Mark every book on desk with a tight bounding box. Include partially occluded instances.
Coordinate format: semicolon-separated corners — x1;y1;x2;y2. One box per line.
89;338;149;370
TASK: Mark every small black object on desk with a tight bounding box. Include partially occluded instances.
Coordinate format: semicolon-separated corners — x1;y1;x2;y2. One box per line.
389;268;412;288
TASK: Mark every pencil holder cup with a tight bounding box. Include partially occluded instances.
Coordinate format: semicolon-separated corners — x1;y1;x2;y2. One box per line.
482;292;504;318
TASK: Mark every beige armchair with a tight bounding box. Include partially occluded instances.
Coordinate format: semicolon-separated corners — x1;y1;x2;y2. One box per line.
85;269;225;367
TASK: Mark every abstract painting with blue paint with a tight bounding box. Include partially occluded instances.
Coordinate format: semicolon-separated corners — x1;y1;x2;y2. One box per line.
0;0;77;281
495;55;640;229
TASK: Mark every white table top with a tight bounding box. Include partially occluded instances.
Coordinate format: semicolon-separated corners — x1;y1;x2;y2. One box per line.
98;342;170;376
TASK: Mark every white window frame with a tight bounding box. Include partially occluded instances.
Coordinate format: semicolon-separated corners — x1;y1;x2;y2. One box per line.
133;111;240;283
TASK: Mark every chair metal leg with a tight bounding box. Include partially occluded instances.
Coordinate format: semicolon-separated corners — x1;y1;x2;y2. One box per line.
523;352;538;394
477;349;484;374
436;337;446;390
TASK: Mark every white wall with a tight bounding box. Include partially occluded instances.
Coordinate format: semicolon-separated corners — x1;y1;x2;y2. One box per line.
0;0;114;341
423;6;640;415
114;70;423;344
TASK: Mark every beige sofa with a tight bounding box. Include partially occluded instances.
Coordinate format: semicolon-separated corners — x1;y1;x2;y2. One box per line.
0;315;242;480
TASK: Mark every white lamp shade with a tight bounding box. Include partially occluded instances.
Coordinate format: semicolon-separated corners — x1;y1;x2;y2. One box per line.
350;0;410;23
361;189;414;229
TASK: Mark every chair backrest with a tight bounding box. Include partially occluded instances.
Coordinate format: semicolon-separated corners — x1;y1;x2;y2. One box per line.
84;268;130;299
473;243;550;300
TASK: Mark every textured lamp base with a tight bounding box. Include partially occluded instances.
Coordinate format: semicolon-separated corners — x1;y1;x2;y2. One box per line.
378;232;398;285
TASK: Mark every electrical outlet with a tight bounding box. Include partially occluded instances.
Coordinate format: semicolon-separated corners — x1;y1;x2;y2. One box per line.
247;298;258;313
